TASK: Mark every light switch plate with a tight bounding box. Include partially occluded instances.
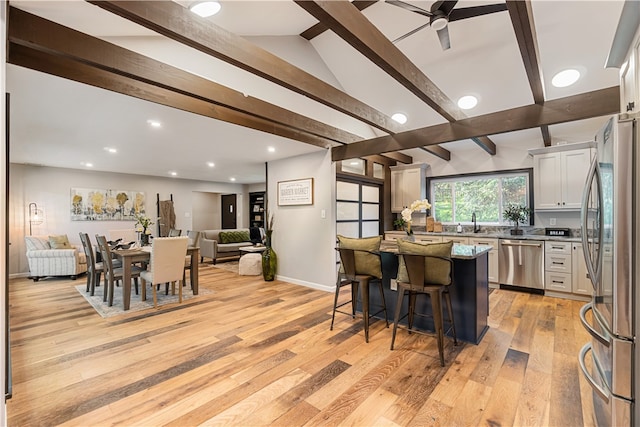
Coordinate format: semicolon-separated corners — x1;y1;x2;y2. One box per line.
390;279;397;291
550;218;556;226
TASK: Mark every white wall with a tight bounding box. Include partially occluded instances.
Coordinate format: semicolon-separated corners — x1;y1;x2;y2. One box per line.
191;191;221;231
9;164;246;275
267;150;336;292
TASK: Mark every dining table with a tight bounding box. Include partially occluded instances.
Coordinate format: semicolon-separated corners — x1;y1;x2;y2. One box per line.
111;245;200;310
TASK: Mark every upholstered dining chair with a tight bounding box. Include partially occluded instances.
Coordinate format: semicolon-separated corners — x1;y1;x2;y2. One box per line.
140;236;189;308
391;239;457;367
331;235;388;343
95;235;141;306
79;232;103;296
168;228;182;237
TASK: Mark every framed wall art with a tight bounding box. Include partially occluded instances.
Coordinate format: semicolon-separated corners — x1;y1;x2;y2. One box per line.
70;188;146;221
277;178;314;206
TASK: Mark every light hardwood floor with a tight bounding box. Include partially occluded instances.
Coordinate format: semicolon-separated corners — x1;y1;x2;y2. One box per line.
7;264;596;426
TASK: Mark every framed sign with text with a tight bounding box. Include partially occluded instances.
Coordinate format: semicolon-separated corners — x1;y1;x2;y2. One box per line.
277;178;314;206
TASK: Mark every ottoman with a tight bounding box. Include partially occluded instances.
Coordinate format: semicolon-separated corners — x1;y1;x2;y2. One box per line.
239;253;262;275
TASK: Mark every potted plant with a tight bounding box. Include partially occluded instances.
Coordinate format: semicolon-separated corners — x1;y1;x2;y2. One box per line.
503;204;532;235
393;218;406;231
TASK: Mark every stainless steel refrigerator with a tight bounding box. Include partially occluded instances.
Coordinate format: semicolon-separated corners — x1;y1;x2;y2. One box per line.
579;113;638;426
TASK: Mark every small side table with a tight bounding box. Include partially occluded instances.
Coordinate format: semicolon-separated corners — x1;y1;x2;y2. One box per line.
239;246;267;256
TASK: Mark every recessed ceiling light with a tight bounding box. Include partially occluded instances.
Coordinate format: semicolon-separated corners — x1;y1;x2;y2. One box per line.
457;95;478;110
103;147;117;154
80;162;93;167
207;162;215;168
552;69;580;88
267;146;275;153
147;119;162;128
391;113;407;124
350;161;360;166
230;177;236;182
189;1;221;17
169;171;177;176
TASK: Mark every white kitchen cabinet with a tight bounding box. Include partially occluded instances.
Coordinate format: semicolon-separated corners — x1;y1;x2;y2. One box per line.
469;237;499;284
619;27;639;114
414;235;443;244
532;147;592;210
390;163;428;213
572;243;592;296
443;236;469;245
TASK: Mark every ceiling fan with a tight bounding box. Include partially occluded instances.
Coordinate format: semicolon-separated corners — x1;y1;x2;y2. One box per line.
386;0;508;50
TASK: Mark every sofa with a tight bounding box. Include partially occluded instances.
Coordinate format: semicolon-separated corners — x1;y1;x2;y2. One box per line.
25;235;88;281
199;229;254;264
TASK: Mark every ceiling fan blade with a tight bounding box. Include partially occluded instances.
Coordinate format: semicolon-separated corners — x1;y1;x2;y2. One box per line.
392;21;432;43
432;0;458;16
436;26;451;50
385;0;432;17
448;3;508;22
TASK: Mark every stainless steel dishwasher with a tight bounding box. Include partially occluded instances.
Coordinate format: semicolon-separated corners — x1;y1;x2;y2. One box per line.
498;239;545;292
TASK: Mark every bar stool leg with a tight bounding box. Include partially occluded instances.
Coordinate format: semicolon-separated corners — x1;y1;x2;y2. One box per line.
430;288;445;367
330;276;343;331
390;287;405;350
360;278;370;343
377;280;389;327
444;290;457;345
408;293;417;333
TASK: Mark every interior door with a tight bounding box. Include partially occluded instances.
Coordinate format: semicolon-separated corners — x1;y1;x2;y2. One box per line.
221;194;237;229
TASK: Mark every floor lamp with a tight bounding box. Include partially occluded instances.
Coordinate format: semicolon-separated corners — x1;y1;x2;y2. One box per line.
28;202;43;236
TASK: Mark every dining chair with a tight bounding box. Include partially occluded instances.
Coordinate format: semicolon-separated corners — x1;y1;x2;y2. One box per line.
79;232;103;296
183;231;201;288
168;228;182;237
95;235;142;306
332;235;388;343
391;239;457;366
140;236;189;308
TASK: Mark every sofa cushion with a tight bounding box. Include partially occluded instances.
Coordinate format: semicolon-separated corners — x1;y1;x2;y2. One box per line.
49;234;72;249
219;230;250;244
396;240;453;286
25;236;51;251
217;242;253;253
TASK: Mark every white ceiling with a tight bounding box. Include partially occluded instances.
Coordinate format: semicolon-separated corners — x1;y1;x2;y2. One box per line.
7;0;626;183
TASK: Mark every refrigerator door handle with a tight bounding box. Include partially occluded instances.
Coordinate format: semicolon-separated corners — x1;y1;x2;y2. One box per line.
579;303;609;346
580;156;603;290
579;342;609;402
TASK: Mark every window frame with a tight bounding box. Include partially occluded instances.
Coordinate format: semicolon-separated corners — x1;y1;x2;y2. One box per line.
426;168;534;226
336;175;382;238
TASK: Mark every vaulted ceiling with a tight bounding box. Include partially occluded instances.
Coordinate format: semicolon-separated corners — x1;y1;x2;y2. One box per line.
7;0;624;183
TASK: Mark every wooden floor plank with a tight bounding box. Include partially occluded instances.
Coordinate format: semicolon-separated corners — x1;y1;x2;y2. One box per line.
7;271;594;426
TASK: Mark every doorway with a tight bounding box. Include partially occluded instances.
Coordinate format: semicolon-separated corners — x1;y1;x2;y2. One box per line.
221;194;237;229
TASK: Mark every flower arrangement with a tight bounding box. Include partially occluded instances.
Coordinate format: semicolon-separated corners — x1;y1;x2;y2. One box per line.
401;198;432;235
134;213;154;234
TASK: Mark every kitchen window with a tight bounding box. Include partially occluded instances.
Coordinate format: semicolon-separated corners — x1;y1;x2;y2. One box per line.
428;169;533;225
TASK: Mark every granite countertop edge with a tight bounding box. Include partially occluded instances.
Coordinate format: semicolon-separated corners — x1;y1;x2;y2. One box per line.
385;230;583;243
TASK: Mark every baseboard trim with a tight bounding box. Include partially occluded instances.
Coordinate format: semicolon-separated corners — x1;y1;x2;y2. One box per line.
275;275;333;293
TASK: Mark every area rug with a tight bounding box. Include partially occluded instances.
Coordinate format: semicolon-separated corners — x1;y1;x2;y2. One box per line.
211;261;239;274
75;284;212;318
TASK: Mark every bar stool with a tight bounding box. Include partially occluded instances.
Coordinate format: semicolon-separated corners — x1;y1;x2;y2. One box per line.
331;235;388;343
391;240;457;366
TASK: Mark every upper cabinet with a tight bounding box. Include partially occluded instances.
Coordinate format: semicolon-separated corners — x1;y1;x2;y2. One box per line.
530;143;594;211
390;163;428;213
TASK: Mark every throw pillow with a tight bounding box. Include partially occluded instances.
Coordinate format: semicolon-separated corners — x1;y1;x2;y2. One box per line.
25;236;51;251
396;239;453;286
49;234;72;249
337;235;382;279
219;230;250;244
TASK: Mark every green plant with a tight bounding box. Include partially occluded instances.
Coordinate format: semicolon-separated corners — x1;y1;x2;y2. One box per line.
393;218;406;230
502;204;532;229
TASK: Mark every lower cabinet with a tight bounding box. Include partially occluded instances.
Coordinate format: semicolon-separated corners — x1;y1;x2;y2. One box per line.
544;240;591;299
468;237;498;285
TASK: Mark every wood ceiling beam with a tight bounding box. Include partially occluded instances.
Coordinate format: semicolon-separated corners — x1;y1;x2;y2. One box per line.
508;0;553;147
300;0;377;40
87;0;401;135
332;86;619;161
294;0;497;156
7;7;350;149
8;43;338;149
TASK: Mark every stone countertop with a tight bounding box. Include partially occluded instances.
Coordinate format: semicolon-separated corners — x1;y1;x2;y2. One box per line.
380;241;492;260
384;230;582;243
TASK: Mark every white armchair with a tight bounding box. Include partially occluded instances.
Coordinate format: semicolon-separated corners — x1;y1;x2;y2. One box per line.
25;235;87;282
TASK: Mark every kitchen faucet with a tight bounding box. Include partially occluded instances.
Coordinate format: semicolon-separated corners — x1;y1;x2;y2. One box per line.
472;212;480;233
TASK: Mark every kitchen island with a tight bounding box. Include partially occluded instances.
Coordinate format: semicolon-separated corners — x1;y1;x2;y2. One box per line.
373;241;491;344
